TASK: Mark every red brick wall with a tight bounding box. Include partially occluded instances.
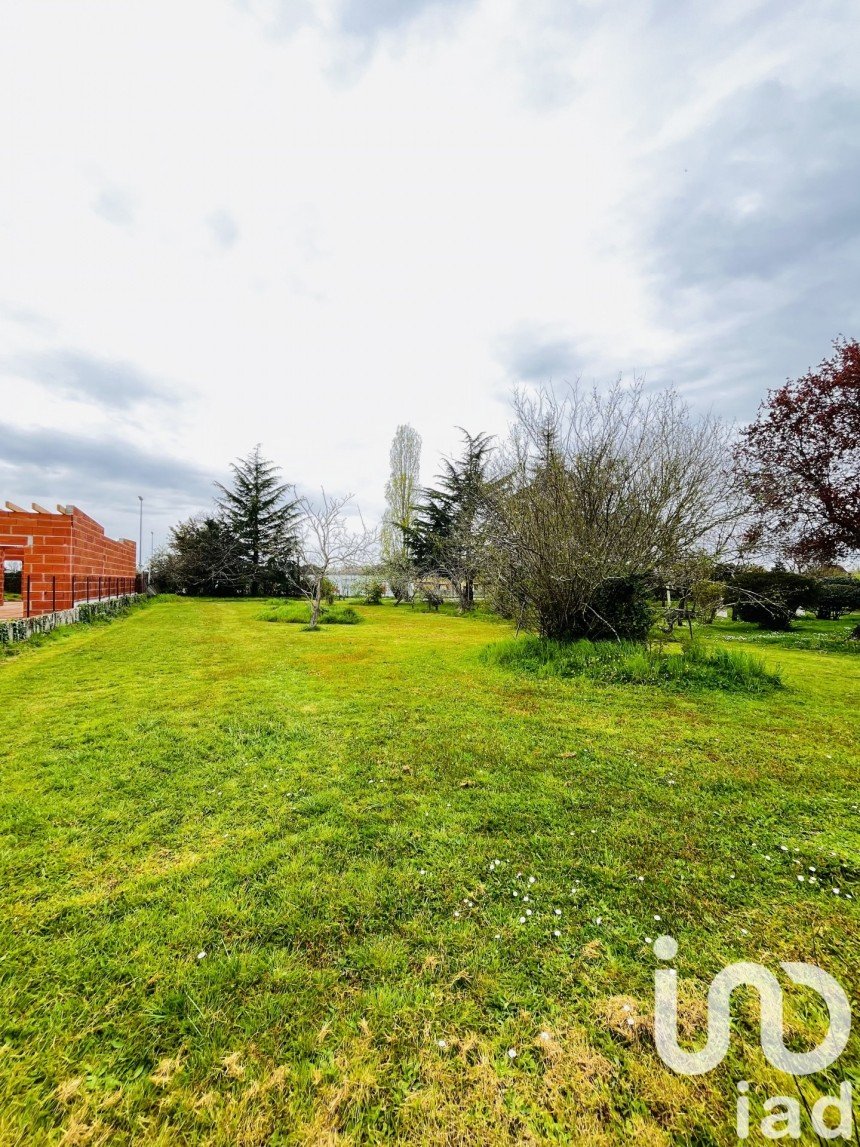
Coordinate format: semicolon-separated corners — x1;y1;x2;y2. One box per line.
0;504;136;616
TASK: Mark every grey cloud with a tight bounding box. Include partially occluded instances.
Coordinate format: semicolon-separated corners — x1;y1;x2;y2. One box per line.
0;425;215;541
642;79;860;413
650;83;860;288
497;326;584;383
0;425;212;496
93;186;135;227
207;209;239;249
2;349;179;410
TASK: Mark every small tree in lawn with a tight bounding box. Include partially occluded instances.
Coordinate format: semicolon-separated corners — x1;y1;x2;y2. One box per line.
734;337;860;567
216;445;299;596
295;490;378;629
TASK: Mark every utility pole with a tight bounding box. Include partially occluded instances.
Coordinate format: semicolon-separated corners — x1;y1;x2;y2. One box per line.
138;496;144;571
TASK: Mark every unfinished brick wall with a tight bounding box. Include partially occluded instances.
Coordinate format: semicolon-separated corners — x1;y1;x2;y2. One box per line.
0;503;137;616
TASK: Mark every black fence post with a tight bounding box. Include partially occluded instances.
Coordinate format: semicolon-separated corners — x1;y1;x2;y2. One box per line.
26;575;31;618
71;573;75;607
52;576;56;613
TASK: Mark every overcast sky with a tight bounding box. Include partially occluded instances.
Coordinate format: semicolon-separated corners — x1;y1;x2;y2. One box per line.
2;0;859;551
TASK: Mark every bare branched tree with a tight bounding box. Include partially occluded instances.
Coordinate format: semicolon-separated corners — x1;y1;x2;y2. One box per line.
485;381;745;641
295;490;378;629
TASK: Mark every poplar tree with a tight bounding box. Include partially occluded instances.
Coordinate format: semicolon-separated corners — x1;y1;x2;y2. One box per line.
382;424;422;560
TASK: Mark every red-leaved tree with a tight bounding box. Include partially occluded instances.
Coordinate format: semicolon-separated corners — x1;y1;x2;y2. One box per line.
735;337;860;566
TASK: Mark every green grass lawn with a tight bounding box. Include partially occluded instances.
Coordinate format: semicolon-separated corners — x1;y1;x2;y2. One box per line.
0;599;857;1144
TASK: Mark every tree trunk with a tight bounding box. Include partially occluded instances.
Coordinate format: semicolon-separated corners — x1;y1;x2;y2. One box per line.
309;582;323;628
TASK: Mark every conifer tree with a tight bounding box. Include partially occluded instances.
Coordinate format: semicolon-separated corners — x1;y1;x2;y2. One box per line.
215;445;298;595
406;430;494;611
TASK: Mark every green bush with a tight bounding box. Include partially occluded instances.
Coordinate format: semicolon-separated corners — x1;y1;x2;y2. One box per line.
321;607;361;625
484;636;781;693
690;579;725;623
728;570;819;630
319;577;338;605
361;580;386;605
526;574;655;641
575;575;654;642
816;576;860;621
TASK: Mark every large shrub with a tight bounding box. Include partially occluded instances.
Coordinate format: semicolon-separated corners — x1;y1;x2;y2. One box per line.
566;575;655;642
484;382;741;644
360;579;386;605
816;576;860;620
728;569;819;630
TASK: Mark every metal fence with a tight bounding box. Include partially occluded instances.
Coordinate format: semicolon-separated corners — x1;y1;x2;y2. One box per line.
23;573;149;618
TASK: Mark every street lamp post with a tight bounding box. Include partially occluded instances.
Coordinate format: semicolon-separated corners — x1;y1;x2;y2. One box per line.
138;496;144;572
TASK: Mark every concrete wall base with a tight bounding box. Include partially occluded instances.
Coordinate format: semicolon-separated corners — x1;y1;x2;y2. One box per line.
0;594;144;646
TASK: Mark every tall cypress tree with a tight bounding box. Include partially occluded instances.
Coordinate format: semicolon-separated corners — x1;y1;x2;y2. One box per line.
215;445;299;596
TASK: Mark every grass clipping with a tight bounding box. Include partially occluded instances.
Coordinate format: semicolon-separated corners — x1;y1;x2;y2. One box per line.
485;635;782;694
